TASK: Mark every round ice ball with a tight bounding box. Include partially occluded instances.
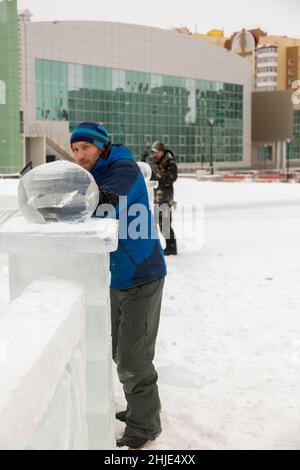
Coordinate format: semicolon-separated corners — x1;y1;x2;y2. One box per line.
137;161;152;181
18;160;99;224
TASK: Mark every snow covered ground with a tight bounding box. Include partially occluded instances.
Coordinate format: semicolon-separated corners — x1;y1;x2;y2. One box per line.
116;180;300;450
1;178;300;449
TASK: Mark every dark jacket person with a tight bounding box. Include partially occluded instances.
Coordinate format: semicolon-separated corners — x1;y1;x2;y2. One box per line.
147;141;178;256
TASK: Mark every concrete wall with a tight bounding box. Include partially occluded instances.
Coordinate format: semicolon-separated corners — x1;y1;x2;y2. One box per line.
25;136;46;167
252;90;294;143
252;90;295;169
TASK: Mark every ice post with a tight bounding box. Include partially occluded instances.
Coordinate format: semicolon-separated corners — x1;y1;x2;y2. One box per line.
137;161;158;211
0;162;118;449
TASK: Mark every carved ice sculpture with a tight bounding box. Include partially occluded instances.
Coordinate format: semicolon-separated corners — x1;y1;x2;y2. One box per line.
18;161;99;224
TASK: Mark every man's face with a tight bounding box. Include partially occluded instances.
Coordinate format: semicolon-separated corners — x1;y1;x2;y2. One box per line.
71;141;104;171
152;150;164;161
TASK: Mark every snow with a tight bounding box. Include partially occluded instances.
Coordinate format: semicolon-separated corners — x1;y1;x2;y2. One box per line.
0;217;118;254
0;278;87;449
0;179;18;214
0;179;19;197
0;210;116;449
174;179;300;209
0;256;9;315
1;178;300;449
114;179;300;450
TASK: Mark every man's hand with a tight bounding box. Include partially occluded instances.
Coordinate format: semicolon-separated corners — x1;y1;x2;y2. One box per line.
151;164;165;180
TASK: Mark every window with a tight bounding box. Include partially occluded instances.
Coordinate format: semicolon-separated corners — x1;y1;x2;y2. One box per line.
256;66;278;73
126;134;133;145
0;80;6;105
35;59;244;164
257;145;273;161
162;135;170;145
144;134;152;146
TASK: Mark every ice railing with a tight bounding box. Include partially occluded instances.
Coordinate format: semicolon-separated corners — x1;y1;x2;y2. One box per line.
0;278;88;450
0;217;119;450
0;161;155;449
0;191;19;290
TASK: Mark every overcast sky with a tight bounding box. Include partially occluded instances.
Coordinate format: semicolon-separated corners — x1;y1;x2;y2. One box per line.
18;0;300;39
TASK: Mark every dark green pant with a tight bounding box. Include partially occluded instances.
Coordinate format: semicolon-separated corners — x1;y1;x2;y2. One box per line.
110;277;165;438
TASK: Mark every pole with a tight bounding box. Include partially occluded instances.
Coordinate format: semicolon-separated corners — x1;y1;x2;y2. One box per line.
208;118;215;176
210;125;214;175
265;146;267;170
286;140;291;182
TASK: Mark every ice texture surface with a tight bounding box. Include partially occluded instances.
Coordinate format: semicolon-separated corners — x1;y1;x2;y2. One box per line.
18;161;99;224
137;161;152;181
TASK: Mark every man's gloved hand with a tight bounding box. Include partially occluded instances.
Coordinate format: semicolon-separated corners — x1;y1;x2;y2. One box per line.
152;165;165;180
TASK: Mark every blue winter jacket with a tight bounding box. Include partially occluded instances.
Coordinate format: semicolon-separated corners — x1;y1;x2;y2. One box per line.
91;144;167;290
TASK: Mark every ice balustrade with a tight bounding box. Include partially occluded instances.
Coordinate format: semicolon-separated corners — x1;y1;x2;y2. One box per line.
0;162;118;449
0;160;157;449
136;161;158;211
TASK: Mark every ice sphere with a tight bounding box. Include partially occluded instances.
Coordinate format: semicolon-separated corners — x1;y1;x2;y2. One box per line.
18;161;99;224
137;161;152;181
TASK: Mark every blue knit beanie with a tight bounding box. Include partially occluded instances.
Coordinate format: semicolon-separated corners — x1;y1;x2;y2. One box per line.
70;122;110;150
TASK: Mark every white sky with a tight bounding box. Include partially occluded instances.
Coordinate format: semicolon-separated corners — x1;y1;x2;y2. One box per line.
17;0;300;39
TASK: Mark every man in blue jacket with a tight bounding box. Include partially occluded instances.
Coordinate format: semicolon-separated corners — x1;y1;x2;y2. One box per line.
71;122;166;450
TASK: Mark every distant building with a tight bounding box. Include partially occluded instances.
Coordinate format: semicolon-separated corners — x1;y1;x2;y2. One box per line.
175;27;227;48
177;26;300;168
1;1;299;174
0;2;253;173
254;35;300;93
0;0;23;174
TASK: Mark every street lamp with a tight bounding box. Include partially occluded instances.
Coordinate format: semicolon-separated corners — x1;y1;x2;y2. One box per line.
200;143;205;169
263;144;268;170
286;138;291;182
208;118;216;175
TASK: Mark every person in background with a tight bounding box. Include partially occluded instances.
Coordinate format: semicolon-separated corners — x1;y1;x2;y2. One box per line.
148;141;178;256
140;150;150;162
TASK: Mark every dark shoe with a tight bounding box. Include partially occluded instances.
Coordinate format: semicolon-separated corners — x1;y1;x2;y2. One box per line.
115;410;127;423
116;432;161;450
164;247;177;256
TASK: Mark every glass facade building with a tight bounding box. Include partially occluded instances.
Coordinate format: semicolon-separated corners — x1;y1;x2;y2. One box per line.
0;0;23;174
256;111;300;163
256;110;300;163
256;145;273;162
290;110;300;160
35;59;244;163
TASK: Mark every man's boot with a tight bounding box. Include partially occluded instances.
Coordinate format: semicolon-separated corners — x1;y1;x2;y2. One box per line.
164;240;177;256
115;410;127;422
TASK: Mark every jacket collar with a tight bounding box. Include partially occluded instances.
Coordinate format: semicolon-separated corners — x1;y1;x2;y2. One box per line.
91;144;134;177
